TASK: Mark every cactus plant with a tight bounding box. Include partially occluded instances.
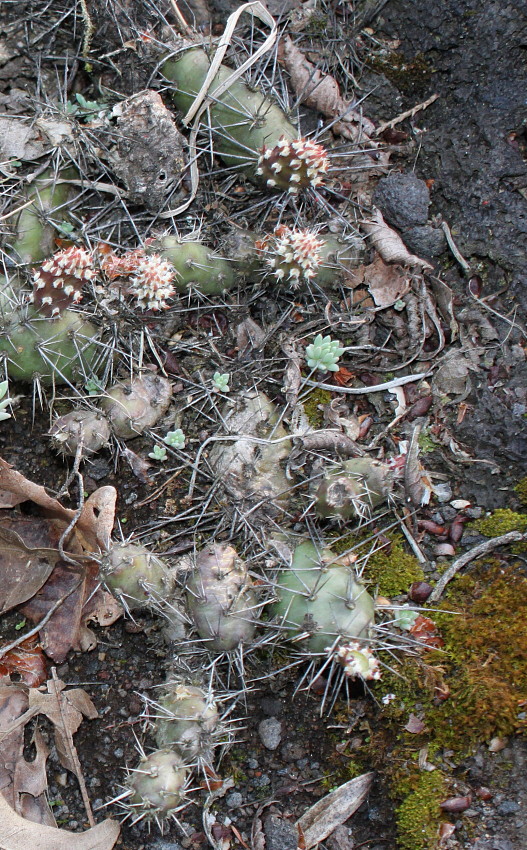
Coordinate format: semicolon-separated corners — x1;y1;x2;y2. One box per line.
153;682;220;763
315;457;394;521
271;540;375;653
151;235;235;296
185;543;258;652
49;409;111;457
163;48;328;192
31;245;96;317
100;541;173;610
100;373;172;439
10;169;75;264
333;641;381;681
123;748;189;824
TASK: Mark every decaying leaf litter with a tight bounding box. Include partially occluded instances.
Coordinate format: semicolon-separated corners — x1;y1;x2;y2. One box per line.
0;0;526;848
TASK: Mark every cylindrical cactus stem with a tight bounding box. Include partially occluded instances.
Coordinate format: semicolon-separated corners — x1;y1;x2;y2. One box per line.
163;49;329;191
0;305;102;385
123;748;189;825
100;373;173;439
185;543;258;652
100;541;173;610
153;682;220;764
49;409;111;458
11;169;75;264
315;457;394;522
150;235;235;296
271;540;375;653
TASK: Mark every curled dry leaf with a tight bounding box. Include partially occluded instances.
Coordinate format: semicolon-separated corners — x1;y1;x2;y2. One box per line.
0;791;119;850
0;518;65;614
351;254;412;308
296;772;373;848
361;209;433;271
0;637;47;688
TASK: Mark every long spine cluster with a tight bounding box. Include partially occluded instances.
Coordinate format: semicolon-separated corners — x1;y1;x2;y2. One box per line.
259;225;324;286
32;246;96;317
256;137;329;193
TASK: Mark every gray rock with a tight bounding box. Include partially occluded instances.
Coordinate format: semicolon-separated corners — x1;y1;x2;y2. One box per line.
402;224;446;257
259;716;282;750
497;800;520;815
226;792;243;808
263;814;299;850
373;172;430;228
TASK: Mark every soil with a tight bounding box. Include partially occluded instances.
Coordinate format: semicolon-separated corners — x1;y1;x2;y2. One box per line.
0;1;526;850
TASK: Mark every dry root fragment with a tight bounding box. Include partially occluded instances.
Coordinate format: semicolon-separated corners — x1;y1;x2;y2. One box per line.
256;137;329;194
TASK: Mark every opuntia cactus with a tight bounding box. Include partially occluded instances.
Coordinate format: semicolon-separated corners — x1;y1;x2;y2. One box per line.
31;245;96;317
151;235;235;296
315;457;394;521
271;541;375;653
123;748;189;824
100;542;173;610
49;409;111;457
126;253;176;311
11;169;75;264
163;49;328;192
153;682;220;763
100;373;172;439
333;641;381;681
0;298;102;385
185;543;258;652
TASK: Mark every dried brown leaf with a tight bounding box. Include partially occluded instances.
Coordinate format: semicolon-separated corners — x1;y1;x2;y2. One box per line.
358;254;412;307
0;792;119;850
361;209;433;270
296;772;373;848
0;637;47;687
236;316;265;353
0;517;67;614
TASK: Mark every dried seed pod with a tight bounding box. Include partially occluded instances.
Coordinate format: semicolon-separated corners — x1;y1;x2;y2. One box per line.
271;541;375;653
100;542;173;609
315;457;393;521
49;409;111;457
100;373;172;439
154;683;219;762
185;543;258;652
125;748;188;821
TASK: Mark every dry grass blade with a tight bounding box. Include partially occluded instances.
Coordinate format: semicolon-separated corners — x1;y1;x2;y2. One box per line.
296;771;374;848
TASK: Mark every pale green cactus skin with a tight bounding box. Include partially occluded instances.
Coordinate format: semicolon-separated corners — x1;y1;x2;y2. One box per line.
186;543;258;652
11;169;75;264
315;457;393;521
100;542;173;609
271;541;375;653
163;48;297;176
154;683;219;762
100;373;173;439
127;748;188;817
152;235;235;295
0;303;100;385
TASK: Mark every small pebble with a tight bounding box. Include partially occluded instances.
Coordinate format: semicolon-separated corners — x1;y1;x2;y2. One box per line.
226;792;243;808
259;717;282;750
497;801;520;815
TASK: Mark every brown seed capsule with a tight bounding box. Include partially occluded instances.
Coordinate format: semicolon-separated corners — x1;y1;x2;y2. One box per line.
440;795;472;813
409;581;433;604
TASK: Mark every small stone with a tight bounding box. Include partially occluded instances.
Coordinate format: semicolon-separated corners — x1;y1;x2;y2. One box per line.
246;758;259;769
263;814;299;850
402;224;446;257
372;172;430;228
497;801;520;815
259;717;282;750
252;773;271;788
226;792;243;808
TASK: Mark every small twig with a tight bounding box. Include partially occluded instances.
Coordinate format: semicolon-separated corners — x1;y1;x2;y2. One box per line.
304;371;431;395
429;531;526;602
50;668;95;827
0;198;35;222
169;0;193;35
374;93;439;136
440;220;471;273
134;467;184;507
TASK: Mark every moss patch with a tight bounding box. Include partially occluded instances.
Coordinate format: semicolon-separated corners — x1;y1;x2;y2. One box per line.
361;534;424;597
302;388;333;429
470;507;527;537
514;477;527;506
395;771;446;850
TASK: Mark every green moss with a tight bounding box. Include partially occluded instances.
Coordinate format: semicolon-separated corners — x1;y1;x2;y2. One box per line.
302;388;333;429
514;478;527;506
470;508;527;537
363;535;424;597
395;771;446;850
370;52;434;96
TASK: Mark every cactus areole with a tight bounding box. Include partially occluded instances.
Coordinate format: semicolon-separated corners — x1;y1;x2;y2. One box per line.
272;541;375;653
